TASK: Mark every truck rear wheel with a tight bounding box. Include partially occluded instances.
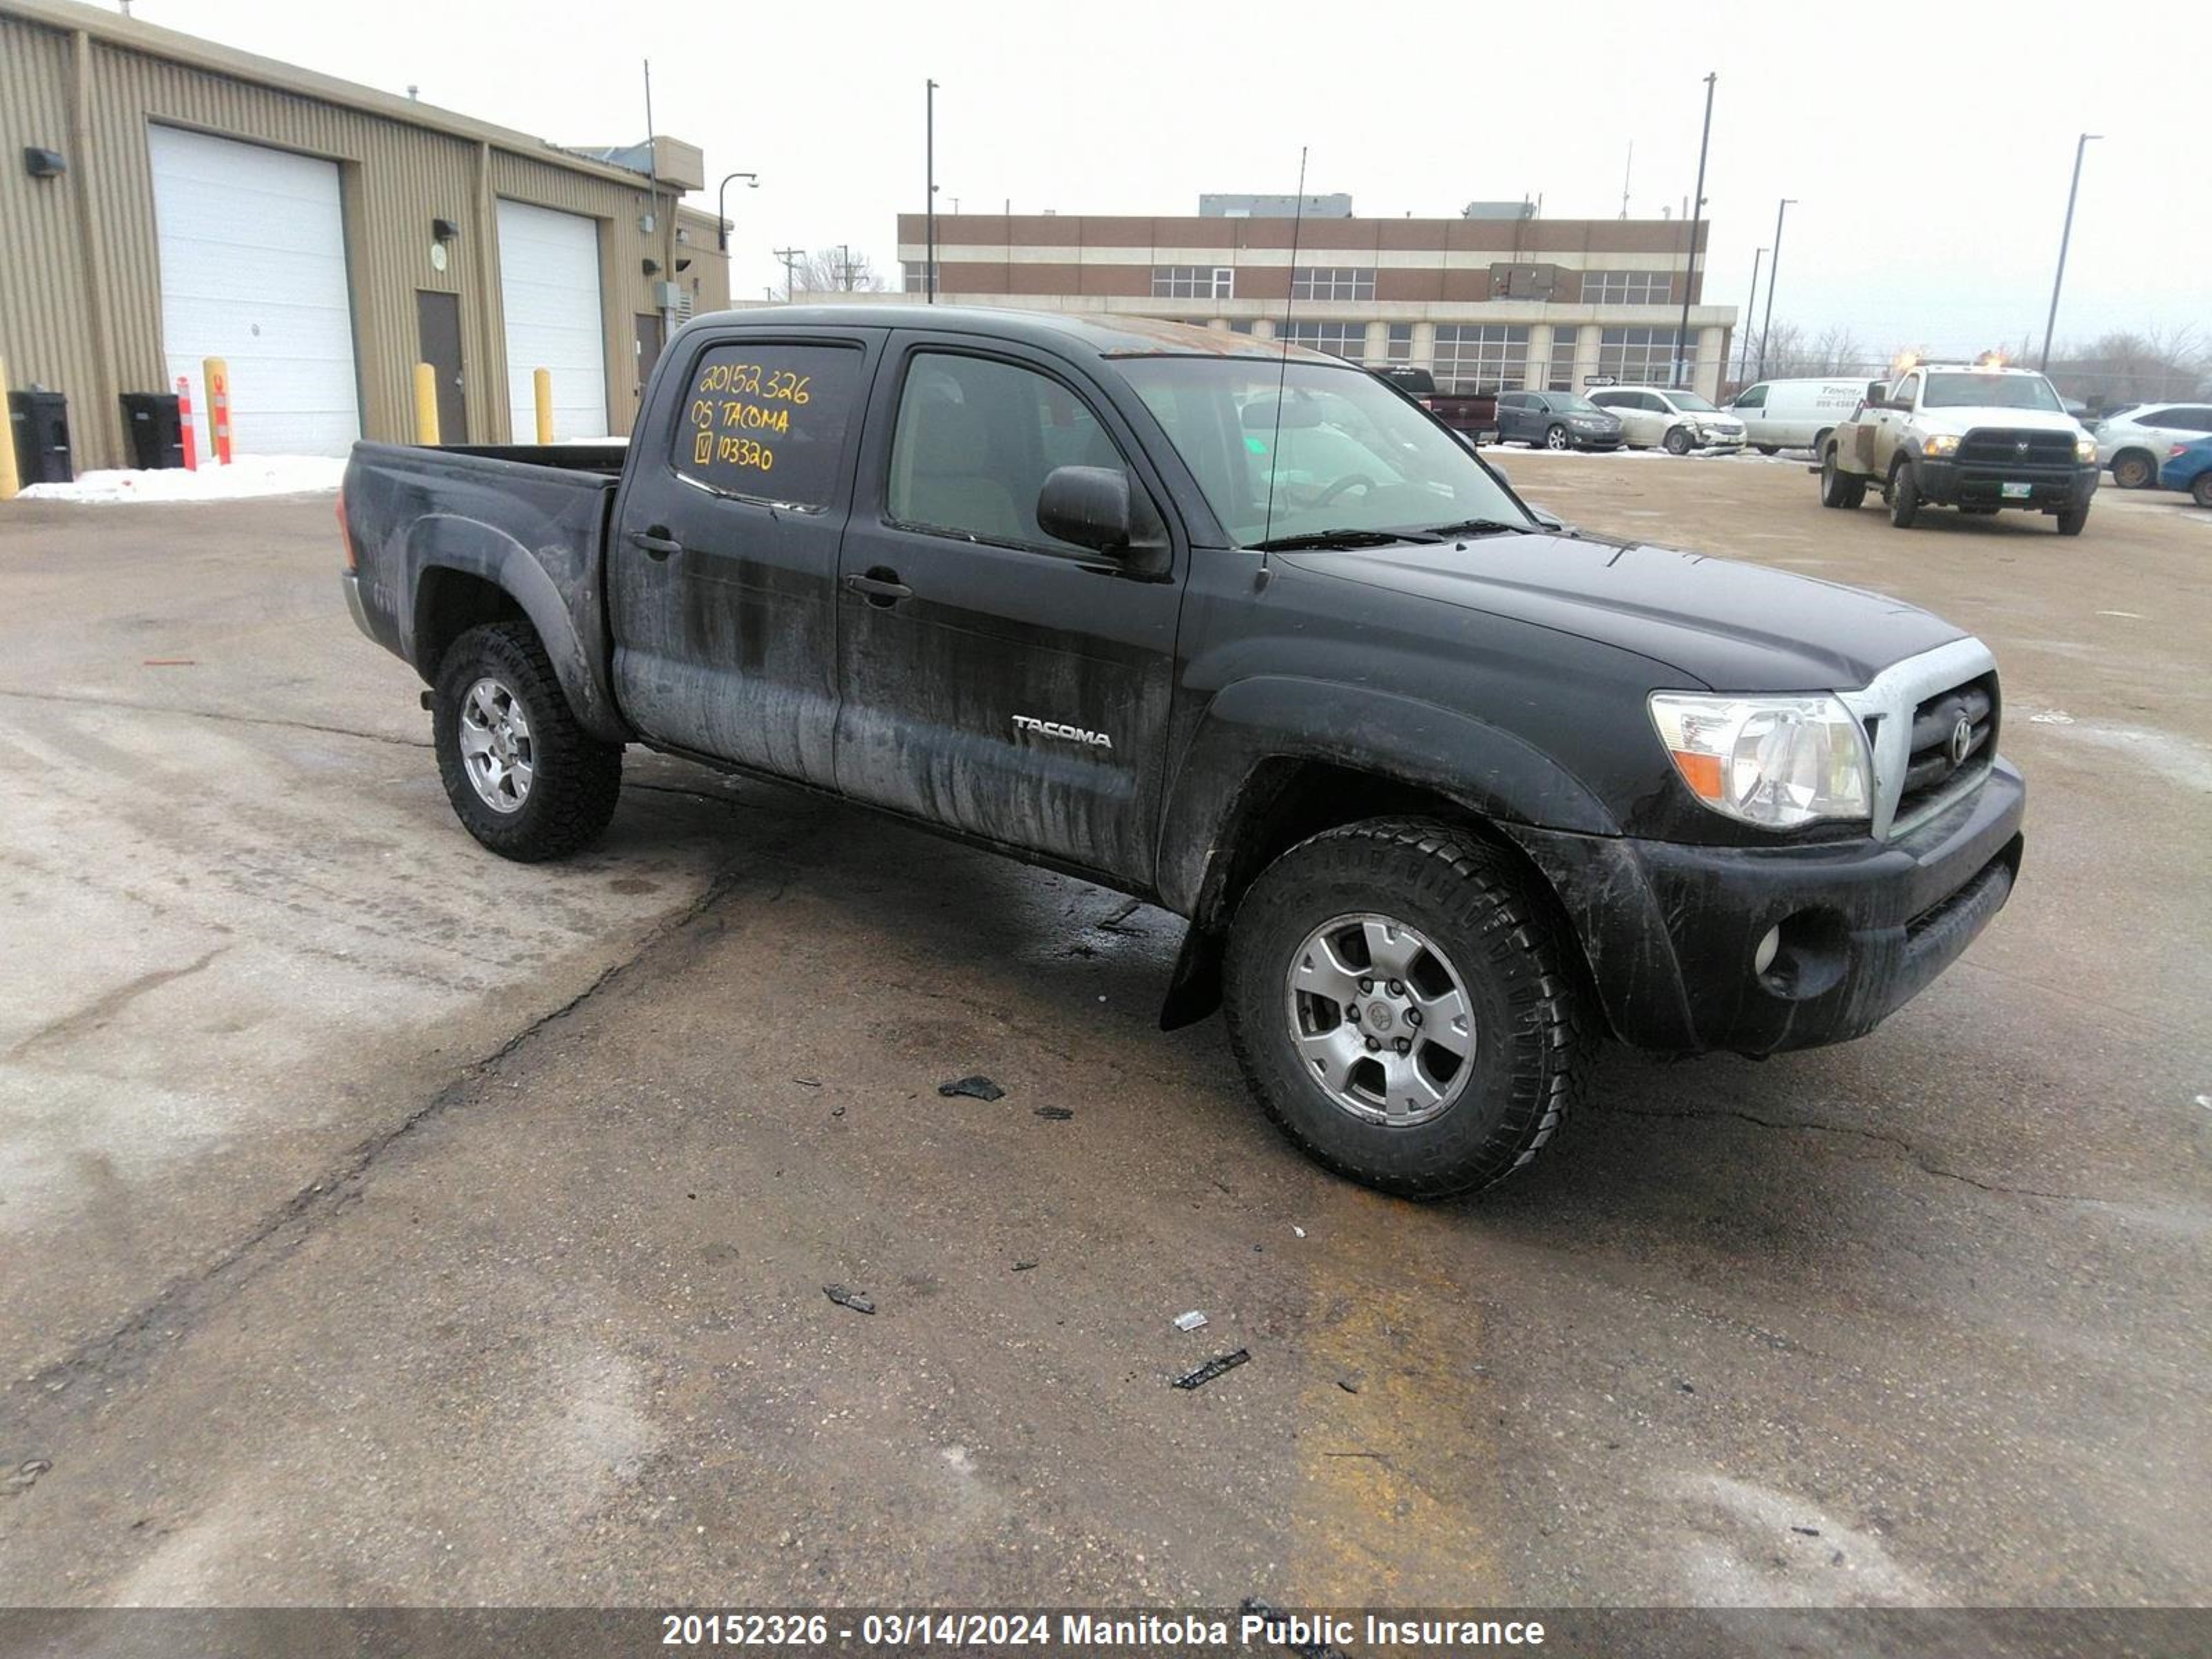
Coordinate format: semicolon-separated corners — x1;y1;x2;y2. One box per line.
1820;449;1866;509
1222;818;1586;1199
1887;460;1922;528
432;621;623;862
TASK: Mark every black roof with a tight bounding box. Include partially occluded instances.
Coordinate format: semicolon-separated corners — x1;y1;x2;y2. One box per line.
691;303;1340;366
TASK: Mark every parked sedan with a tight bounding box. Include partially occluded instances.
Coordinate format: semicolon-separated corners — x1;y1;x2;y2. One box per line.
1494;391;1625;451
2095;402;2212;489
2160;435;2212;507
1586;386;1748;454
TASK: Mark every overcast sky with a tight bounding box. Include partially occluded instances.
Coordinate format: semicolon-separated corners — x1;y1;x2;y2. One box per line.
128;0;2204;359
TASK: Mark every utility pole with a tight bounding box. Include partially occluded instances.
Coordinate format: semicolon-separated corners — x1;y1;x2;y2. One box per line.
925;78;939;303
773;246;803;301
1676;72;1716;391
2040;133;2101;372
839;243;854;291
1738;247;1765;383
1756;198;1797;380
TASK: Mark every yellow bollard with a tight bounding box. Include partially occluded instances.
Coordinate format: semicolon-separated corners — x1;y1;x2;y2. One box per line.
532;368;554;444
0;355;19;501
413;362;440;445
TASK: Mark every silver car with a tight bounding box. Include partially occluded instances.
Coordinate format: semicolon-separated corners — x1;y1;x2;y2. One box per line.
2094;402;2212;489
1586;386;1748;454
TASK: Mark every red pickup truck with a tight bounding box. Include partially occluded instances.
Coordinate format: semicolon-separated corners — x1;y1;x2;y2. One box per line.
1376;367;1497;442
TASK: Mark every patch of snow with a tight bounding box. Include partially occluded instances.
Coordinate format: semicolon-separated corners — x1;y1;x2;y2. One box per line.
552;435;629;447
18;455;344;504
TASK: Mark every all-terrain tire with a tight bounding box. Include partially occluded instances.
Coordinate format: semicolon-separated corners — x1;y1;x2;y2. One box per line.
2054;503;2090;536
1223;818;1588;1199
1888;459;1922;528
1820;449;1866;509
433;621;623;862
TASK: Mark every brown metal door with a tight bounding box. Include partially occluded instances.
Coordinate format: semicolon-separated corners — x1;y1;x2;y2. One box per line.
415;291;467;442
635;313;666;401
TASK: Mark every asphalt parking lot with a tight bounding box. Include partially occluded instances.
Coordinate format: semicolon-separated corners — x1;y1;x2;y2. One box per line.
1;456;2206;1614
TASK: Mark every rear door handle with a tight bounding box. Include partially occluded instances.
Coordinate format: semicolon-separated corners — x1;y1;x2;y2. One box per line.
844;571;912;606
627;527;682;560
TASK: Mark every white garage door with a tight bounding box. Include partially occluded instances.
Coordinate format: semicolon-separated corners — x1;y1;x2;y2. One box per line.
496;200;609;442
148;125;361;457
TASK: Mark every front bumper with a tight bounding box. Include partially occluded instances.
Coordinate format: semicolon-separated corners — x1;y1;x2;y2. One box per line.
1509;760;2025;1055
1572;431;1625;450
1694;430;1747;449
1915;457;2098;510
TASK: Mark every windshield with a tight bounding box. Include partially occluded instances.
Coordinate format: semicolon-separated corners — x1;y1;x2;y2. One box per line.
1666;391;1718;412
1923;372;2064;411
1550;393;1602;414
1118;357;1528;547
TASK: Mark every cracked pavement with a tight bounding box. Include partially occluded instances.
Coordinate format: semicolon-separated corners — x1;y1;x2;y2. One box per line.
1;467;2206;1613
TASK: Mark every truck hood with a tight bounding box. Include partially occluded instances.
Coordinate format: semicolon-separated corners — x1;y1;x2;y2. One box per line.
1914;406;2086;440
1290;532;1966;691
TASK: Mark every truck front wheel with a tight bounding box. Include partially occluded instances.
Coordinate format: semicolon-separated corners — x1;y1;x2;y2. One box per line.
1222;818;1586;1199
2055;504;2090;536
432;621;623;862
1887;460;1923;529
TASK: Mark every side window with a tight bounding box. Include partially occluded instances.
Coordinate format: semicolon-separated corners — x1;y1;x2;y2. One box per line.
886;351;1134;555
2170;407;2212;432
672;340;863;509
1891;375;1920;409
1734;383;1768;409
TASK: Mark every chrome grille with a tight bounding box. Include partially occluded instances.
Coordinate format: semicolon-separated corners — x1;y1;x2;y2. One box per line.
1835;638;2003;839
1896;675;1996;820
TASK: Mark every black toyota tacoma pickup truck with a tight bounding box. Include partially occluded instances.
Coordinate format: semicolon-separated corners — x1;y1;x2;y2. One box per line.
340;306;2025;1198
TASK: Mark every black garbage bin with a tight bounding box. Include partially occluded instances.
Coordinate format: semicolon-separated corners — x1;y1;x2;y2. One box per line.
120;391;185;470
8;389;73;485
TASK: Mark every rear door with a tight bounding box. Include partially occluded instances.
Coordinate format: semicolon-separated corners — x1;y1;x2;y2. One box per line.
832;334;1185;885
608;326;883;787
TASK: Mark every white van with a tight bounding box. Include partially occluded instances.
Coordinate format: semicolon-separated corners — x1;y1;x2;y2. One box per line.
1726;379;1873;454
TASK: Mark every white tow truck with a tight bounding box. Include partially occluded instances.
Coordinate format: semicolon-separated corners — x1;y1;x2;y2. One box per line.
1817;359;2100;534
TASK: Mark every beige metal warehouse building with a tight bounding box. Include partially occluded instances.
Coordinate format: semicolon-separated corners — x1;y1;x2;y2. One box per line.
0;0;731;472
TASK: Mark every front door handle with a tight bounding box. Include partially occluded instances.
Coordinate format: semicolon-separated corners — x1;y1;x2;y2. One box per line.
844;570;912;606
628;527;682;560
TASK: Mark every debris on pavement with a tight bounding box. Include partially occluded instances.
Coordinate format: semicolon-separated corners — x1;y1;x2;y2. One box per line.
1033;1105;1074;1120
1336;1376;1362;1395
938;1075;1005;1101
823;1284;876;1315
1096;898;1145;934
2;1459;53;1497
1172;1310;1208;1333
1172;1349;1250;1390
1011;1260;1039;1272
1293;1226;1306;1238
794;1077;822;1088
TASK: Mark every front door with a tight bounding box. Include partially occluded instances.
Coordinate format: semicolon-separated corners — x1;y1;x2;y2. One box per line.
608;328;881;789
635;313;666;405
832;337;1185;886
415;290;466;444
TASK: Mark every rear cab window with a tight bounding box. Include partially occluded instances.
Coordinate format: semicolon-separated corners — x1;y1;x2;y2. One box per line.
672;340;867;509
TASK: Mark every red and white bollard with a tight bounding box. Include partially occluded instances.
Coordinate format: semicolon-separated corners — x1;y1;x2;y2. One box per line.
176;375;198;471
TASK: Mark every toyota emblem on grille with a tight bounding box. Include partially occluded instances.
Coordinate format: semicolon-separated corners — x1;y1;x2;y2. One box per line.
1948;715;1975;767
2014;440;2030;456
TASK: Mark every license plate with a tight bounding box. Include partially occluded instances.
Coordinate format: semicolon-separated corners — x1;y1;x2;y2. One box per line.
2000;482;2032;500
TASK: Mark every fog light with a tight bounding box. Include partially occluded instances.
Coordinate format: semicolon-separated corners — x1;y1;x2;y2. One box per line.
1753;925;1781;977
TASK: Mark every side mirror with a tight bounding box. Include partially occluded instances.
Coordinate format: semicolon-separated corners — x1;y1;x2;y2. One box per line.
1454;429;1481;453
1038;466;1169;576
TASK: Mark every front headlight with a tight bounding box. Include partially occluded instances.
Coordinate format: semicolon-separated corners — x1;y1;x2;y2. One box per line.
2074;436;2097;462
1649;693;1873;829
1922;433;1961;457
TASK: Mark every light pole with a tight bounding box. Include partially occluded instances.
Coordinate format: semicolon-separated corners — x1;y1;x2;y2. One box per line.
1756;198;1797;381
1738;247;1765;384
1675;72;1716;391
2040;133;2101;372
925;78;939;303
714;171;758;252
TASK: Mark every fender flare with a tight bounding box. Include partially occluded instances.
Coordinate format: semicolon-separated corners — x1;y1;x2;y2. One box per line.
400;513;627;743
1152;675;1622;922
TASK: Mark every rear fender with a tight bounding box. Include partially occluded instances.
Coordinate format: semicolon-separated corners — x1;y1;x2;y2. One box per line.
402;514;626;742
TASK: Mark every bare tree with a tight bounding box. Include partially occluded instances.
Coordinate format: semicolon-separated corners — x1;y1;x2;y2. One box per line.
1751;320;1871;379
2045;325;2210;409
787;247;885;297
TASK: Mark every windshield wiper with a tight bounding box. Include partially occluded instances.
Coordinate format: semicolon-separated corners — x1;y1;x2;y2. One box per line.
1418;518;1532;539
1246;527;1441;552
